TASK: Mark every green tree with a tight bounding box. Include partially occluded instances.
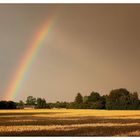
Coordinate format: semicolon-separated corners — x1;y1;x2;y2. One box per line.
106;88;128;110
83;96;88;103
100;95;107;109
75;93;83;104
36;98;48;109
88;91;101;102
106;88;140;110
86;91;101;109
17;100;24;109
128;92;140;109
26;96;36;105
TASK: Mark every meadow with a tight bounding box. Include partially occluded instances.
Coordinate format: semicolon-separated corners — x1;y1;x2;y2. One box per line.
0;109;140;136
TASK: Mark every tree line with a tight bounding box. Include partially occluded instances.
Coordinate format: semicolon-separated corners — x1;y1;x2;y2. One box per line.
0;88;140;110
69;88;140;110
0;101;17;109
17;96;50;109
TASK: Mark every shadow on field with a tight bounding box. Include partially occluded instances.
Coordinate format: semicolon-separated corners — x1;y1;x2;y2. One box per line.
0;112;140;136
0;124;140;136
0;115;140;126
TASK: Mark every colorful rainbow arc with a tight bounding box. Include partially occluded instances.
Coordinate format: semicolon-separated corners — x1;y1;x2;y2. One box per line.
4;18;55;101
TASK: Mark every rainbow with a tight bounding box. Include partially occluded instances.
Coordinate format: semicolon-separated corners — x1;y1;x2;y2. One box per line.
4;18;56;101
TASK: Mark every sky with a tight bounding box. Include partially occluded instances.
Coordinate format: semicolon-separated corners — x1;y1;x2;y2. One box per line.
0;4;140;102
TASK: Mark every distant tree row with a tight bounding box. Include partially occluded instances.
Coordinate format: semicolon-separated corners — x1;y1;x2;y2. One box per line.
67;88;140;110
66;92;106;109
0;88;140;110
42;88;140;110
106;89;140;110
17;96;50;109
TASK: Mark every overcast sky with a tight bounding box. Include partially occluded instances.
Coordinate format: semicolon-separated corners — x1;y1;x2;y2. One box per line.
0;4;140;102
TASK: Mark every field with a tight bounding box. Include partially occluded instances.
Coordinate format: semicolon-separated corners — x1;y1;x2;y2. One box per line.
0;109;140;136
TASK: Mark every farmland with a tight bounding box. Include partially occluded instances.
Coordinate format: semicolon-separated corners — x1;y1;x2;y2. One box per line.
0;109;140;136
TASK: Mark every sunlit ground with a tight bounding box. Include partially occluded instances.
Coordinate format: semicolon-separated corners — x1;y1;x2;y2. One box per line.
0;109;140;136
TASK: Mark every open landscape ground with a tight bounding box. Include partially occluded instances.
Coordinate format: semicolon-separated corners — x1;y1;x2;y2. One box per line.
0;109;140;136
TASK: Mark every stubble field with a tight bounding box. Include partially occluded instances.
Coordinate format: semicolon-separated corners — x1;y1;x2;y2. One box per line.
0;109;140;136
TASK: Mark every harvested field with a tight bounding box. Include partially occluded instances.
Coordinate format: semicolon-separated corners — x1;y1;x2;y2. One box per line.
0;109;140;136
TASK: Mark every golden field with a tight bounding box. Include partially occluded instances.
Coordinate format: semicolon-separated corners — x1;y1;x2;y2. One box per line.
0;109;140;136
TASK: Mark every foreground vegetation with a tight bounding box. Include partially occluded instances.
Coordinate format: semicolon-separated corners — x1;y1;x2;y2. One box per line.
0;109;140;136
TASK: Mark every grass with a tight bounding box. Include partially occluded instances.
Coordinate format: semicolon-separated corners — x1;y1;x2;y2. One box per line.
0;109;140;136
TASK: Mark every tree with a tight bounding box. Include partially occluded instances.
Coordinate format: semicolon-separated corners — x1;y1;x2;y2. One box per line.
36;98;49;109
0;101;17;109
67;102;83;109
58;102;68;108
106;88;140;110
91;101;103;109
128;92;140;109
100;95;107;109
17;100;24;109
75;93;83;104
7;101;17;109
106;88;129;110
0;101;7;109
55;101;61;108
52;101;69;108
26;96;36;105
87;92;101;102
83;96;88;103
85;91;102;109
